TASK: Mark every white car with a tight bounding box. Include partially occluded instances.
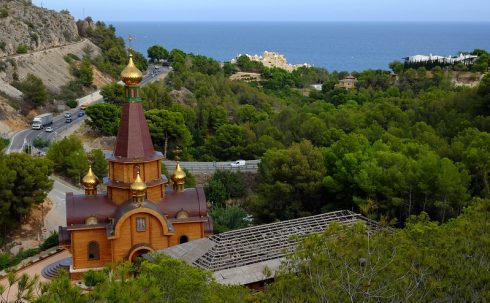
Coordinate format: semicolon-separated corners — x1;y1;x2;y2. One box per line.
230;160;246;168
45;126;53;132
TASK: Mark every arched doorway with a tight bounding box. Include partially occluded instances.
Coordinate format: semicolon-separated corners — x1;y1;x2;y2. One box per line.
128;245;154;262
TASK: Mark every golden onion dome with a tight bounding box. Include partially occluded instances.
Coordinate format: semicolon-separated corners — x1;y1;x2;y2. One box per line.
176;209;189;219
131;172;147;193
120;53;143;86
82;166;99;189
171;162;186;184
85;216;98;225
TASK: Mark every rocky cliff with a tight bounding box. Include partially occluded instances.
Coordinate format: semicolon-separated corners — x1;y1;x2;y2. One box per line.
0;0;79;56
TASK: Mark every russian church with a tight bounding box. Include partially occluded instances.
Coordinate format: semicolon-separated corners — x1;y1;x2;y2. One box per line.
58;54;212;279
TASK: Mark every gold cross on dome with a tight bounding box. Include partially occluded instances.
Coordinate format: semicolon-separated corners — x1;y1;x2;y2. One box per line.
128;34;134;50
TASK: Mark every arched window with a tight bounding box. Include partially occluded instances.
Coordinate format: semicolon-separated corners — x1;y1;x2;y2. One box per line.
88;241;100;260
179;235;189;244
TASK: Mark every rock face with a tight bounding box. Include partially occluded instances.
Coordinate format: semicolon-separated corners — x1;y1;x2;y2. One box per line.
0;0;80;56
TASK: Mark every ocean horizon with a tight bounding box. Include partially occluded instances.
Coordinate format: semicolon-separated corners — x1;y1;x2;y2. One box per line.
111;21;490;71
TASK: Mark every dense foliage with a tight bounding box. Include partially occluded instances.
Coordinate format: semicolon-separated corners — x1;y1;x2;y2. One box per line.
13;199;488;302
0;153;53;238
47;136;107;184
34;255;251;303
265;198;490;302
86;21;147;78
86;44;489;225
13;74;48;107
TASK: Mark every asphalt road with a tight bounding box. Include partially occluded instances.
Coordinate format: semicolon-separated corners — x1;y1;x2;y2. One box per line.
44;178;82;233
6;66;170;154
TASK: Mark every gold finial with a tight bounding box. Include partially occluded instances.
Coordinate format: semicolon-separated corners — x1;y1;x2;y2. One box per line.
82;165;99;189
171;162;186;191
121;53;143;86
82;165;99;196
131;171;147;192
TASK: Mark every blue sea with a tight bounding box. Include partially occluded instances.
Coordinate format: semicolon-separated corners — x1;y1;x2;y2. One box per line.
112;22;490;72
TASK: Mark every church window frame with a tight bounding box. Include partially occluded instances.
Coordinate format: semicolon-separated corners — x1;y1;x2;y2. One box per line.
88;241;100;260
136;217;146;232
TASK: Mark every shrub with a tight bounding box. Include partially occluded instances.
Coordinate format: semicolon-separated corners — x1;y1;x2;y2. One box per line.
0;41;6;51
83;270;107;287
16;44;29;54
63;53;80;63
0;8;9;18
40;231;59;250
0;138;9;151
66;99;78;108
33;137;50;149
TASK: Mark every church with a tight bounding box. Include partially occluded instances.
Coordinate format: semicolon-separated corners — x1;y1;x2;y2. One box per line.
58;54;212;279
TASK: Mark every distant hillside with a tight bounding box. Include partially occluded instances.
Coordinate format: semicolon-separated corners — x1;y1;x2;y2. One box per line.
0;1;112;94
0;0;79;56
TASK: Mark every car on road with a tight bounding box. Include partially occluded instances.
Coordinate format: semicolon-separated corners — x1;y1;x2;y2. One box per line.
230;160;246;168
65;117;72;123
78;111;85;117
45;126;53;132
64;112;72;118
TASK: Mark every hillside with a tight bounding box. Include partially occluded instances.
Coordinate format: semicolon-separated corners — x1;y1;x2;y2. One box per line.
0;0;79;57
2;38;102;92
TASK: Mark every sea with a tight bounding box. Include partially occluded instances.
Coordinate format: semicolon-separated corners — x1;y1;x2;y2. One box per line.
112;22;490;72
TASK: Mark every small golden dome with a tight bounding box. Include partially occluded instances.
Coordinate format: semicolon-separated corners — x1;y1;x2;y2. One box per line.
176;209;189;219
171;162;186;184
121;53;143;86
82;166;99;189
85;216;98;225
131;172;147;192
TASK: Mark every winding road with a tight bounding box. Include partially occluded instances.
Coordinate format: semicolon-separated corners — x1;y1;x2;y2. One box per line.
6;66;170;154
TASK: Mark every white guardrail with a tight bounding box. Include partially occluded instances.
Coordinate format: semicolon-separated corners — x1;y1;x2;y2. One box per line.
162;160;260;173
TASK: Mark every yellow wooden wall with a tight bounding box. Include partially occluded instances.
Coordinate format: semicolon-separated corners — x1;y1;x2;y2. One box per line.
71;228;112;269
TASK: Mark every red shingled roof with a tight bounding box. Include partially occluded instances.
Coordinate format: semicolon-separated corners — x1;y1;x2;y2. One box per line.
65;187;208;226
114;102;156;159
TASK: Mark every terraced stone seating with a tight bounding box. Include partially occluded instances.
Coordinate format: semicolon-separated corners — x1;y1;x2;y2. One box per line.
41;257;72;279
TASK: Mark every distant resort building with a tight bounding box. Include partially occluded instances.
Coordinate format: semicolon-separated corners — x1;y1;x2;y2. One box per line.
231;51;311;72
336;74;357;89
403;53;479;67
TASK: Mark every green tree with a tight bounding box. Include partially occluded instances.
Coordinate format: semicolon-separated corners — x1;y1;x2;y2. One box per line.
207;124;247;160
266;198;490;302
147;44;169;62
14;74;48;107
141;81;173;110
47;136;88;184
87;149;108;178
145;109;192;159
251;140;326;222
210;206;250;233
389;60;404;74
100;82;126;106
85;103;121;136
78;58;93;87
0;153;53;236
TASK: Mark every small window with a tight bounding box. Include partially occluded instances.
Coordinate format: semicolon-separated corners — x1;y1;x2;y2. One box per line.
88;241;100;260
136;217;146;232
179;235;189;244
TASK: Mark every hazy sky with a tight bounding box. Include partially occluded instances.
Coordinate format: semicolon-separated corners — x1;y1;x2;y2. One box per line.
32;0;490;22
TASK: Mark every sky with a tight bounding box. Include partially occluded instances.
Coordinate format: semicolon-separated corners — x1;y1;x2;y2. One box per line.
32;0;490;22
